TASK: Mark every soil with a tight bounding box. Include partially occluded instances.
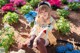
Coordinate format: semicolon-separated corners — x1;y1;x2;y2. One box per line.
0;9;80;53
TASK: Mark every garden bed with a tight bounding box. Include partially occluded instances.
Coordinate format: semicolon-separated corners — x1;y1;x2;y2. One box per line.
0;9;80;53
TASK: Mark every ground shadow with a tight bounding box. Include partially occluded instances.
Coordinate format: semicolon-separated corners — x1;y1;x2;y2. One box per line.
67;11;80;27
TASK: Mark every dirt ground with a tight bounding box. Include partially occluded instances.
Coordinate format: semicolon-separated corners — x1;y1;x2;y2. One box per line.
0;10;80;53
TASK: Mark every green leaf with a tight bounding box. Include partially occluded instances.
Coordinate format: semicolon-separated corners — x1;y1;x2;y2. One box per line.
57;9;70;17
0;43;2;47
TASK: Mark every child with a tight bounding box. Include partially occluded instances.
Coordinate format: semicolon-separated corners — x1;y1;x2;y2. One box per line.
24;1;57;53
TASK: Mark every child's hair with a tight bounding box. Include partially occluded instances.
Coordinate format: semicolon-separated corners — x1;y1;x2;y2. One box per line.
37;5;51;19
38;1;52;16
38;5;51;13
38;1;51;8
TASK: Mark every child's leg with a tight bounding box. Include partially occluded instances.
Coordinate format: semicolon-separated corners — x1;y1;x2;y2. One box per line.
27;35;36;48
48;31;57;45
37;38;47;53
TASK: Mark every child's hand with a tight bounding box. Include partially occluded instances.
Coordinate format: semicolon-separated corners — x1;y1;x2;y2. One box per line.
33;41;37;47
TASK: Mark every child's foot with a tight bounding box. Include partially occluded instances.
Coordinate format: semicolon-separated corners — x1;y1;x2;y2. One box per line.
18;42;23;49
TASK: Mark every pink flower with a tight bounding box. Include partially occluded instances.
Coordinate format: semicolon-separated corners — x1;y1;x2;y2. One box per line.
1;3;15;12
10;0;15;3
10;0;26;6
47;0;61;7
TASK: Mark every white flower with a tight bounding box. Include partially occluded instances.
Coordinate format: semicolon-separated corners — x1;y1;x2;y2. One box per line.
64;6;69;10
74;0;79;2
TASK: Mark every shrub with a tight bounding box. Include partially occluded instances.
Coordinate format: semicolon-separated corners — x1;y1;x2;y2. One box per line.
56;16;70;34
1;3;15;12
0;24;15;53
30;0;40;8
20;5;33;14
47;0;61;7
3;12;19;24
10;0;26;7
57;9;70;17
0;0;7;8
68;2;80;11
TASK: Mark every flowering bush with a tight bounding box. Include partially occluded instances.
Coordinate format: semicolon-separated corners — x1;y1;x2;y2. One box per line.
0;24;15;53
68;2;80;11
3;12;19;24
20;5;33;14
57;9;70;17
0;0;7;8
56;16;70;35
47;0;61;7
24;11;37;23
10;0;26;7
30;0;40;8
1;3;15;12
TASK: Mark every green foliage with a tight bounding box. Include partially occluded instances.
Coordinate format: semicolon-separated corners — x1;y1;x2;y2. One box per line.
56;16;70;34
68;2;80;11
3;12;19;24
27;0;31;2
0;0;7;8
57;9;70;17
30;21;34;27
0;24;15;53
30;0;40;8
20;5;33;14
61;0;68;4
52;5;59;10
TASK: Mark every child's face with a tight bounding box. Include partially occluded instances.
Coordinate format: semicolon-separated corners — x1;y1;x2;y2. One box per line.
39;9;49;19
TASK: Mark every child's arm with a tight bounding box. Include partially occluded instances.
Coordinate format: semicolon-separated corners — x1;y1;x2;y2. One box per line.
34;27;48;42
34;17;56;42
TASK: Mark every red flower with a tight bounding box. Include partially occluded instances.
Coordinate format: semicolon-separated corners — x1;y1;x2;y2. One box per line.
1;3;15;12
5;3;14;6
47;0;61;7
